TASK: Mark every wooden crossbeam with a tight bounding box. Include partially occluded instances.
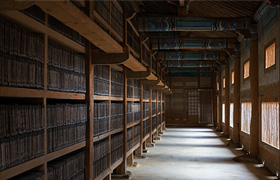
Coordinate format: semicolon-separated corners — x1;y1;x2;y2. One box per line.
151;38;236;50
139;17;250;32
157;51;227;61
126;70;151;79
0;0;34;10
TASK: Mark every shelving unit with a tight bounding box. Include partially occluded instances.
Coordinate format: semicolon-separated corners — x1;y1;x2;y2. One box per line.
0;1;169;180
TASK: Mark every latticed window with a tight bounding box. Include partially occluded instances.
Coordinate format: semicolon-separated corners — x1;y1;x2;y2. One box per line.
265;43;275;69
241;102;252;134
244;61;250;79
230;103;234;128
261;102;279;149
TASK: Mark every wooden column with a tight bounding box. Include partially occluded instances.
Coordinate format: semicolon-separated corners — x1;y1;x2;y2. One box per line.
233;56;241;143
249;38;259;157
116;68;127;174
224;63;230;136
211;71;217;127
85;42;94;180
85;2;94;179
218;72;222;131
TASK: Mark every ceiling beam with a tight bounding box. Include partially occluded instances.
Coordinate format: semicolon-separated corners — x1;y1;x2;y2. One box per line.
138;17;251;32
151;38;236;50
157;51;227;61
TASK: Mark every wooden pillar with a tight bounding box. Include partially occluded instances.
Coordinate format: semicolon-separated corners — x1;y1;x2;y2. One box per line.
85;42;94;180
127;153;134;166
249;38;259;157
85;2;94;179
116;68;128;174
224;63;230;136
218;72;222;131
233;56;241;143
211;71;217;127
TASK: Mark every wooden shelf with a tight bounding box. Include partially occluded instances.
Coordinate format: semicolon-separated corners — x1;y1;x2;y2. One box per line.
145;72;158;81
93;132;110;143
36;1;123;53
110;128;123;136
127;98;141;102
94;95;123;101
126;142;140;158
142;134;150;143
127;121;140;129
0;87;86;100
122;54;147;72
0;10;85;53
0;141;86;180
143;117;150;122
143;99;149;102
151;100;157;103
152;114;157;118
152;128;157;135
46;141;86;162
111;158;123;172
94;168;111;180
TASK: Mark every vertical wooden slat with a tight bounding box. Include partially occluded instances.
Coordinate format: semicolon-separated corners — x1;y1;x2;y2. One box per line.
233;57;241;143
249;38;259;157
147;85;153;143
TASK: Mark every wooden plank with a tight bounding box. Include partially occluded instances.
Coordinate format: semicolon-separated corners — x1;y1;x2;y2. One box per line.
47;141;86;162
0;10;85;53
0;86;44;98
127;98;141;102
0;156;45;180
142;134;150;143
145;73;158;81
93;132;110;143
127;121;141;129
94;168;111;180
126;143;140;158
122;55;147;72
142;80;160;86
0;141;86;180
143;117;150;122
46;91;85;100
110;128;123;136
0;0;35;10
36;1;123;53
111;158;123;172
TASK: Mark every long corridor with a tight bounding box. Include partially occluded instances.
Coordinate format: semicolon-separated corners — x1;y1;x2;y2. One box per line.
125;128;275;180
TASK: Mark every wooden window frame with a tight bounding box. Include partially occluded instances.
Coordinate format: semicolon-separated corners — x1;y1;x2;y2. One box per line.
243;60;250;81
264;40;276;73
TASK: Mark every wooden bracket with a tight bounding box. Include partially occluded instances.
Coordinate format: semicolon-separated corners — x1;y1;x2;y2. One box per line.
235;29;252;40
92;51;129;65
224;48;236;57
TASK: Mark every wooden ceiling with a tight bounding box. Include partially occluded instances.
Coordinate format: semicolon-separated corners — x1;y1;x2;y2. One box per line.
137;0;264;74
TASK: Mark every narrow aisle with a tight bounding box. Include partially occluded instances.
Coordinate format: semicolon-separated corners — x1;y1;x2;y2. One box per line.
125;128;274;180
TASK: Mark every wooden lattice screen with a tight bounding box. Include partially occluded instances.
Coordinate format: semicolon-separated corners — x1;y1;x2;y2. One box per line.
241;102;252;134
199;90;213;123
261;102;279;149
